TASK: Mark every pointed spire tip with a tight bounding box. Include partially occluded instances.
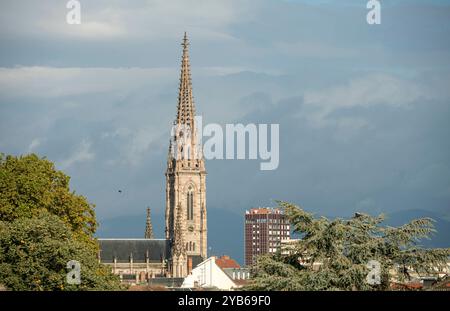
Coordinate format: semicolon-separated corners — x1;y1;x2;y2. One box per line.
182;32;189;49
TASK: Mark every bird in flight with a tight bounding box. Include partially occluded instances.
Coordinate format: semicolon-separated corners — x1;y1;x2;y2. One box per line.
118;190;122;193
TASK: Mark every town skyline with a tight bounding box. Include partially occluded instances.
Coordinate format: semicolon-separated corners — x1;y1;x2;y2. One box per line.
1;1;450;265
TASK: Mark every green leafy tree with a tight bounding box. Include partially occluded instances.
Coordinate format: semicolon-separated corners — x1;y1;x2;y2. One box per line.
0;211;122;290
0;153;96;246
0;153;123;290
245;201;449;291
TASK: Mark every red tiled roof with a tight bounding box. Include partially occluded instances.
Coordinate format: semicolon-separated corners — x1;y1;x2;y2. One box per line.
215;255;240;269
390;282;423;290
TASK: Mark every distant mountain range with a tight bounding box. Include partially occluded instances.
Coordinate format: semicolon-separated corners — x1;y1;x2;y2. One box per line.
96;208;450;266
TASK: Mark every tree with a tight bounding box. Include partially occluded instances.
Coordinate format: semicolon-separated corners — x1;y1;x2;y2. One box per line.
0;211;122;291
0;153;96;246
245;201;449;291
0;153;123;290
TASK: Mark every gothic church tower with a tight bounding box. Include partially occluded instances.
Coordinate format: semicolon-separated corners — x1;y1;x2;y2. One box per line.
166;33;207;277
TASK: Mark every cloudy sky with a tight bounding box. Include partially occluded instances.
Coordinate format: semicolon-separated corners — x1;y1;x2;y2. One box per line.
1;0;449;260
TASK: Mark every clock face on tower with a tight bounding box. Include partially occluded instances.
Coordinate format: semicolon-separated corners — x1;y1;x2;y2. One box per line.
188;225;194;232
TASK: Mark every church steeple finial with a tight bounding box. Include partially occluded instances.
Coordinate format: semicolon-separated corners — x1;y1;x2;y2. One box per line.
145;207;154;239
176;32;195;126
182;31;189;50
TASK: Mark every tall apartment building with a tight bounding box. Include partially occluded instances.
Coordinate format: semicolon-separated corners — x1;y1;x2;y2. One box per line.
244;208;290;266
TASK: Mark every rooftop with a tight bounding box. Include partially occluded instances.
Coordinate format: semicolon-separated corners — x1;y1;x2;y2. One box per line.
246;207;283;215
98;238;170;263
215;255;241;269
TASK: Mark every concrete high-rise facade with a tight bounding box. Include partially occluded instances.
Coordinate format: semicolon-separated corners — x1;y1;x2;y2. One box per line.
244;208;290;266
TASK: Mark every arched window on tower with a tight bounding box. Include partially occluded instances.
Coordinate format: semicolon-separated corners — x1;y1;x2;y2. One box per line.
187;186;194;220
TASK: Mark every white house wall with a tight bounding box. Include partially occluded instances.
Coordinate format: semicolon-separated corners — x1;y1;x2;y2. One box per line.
182;257;236;290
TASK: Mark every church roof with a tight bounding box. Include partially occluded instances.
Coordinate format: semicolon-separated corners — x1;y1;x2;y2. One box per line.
98;239;170;263
190;255;204;269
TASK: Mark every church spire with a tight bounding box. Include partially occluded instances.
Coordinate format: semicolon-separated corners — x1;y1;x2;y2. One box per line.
145;207;154;239
165;34;207;277
176;32;195;126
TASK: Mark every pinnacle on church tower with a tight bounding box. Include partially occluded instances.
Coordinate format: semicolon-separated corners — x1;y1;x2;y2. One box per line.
145;207;154;239
173;204;186;256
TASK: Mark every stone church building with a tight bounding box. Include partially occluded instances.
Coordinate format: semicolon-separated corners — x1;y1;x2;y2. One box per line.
98;33;207;282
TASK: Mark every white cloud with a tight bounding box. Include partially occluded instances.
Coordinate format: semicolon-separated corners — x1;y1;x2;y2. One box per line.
0;66;176;99
302;73;430;129
275;41;359;59
99;126;163;167
59;139;95;169
197;66;248;76
28;138;42;153
100;127;132;140
0;66;253;100
0;0;253;41
125;127;162;166
39;21;126;39
0;1;126;40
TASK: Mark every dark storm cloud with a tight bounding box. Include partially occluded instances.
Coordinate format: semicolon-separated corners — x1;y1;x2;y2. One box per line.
0;0;449;245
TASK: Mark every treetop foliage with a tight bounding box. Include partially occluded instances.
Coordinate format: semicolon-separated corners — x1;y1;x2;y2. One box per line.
0;153;122;290
0;153;97;244
0;211;122;291
245;201;449;291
